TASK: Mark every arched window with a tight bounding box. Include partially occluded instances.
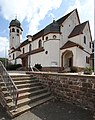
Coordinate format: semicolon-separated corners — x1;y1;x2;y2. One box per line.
46;36;48;40
13;53;15;59
84;36;86;44
29;44;32;51
17;29;19;33
23;48;25;54
53;35;57;39
38;40;42;48
89;42;91;48
12;28;15;32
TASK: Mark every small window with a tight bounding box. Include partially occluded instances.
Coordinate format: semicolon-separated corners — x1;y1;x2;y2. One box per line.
89;42;91;48
86;56;89;64
17;29;19;33
53;35;57;39
12;37;14;39
42;36;44;40
13;53;15;59
38;40;42;48
9;55;11;58
45;51;48;54
84;36;86;44
46;37;48;40
29;44;32;51
17;34;19;36
12;28;15;32
23;48;24;54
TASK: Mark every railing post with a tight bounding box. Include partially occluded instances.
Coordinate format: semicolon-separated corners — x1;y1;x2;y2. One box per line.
0;61;18;110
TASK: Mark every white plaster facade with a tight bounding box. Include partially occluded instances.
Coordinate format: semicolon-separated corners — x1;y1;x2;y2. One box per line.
8;9;92;71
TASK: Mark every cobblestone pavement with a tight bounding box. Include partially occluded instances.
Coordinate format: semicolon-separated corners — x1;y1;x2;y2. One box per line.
0;100;93;120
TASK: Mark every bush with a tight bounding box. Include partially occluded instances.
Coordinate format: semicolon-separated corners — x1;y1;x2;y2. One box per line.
34;64;42;71
71;67;78;72
84;67;92;75
6;64;22;70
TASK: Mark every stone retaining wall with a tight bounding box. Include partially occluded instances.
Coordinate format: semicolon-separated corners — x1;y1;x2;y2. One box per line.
30;72;95;112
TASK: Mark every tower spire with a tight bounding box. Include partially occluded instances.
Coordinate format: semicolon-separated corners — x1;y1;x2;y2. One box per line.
15;14;17;19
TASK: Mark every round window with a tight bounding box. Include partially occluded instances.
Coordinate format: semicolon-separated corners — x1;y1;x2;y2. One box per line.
53;35;57;39
45;51;48;54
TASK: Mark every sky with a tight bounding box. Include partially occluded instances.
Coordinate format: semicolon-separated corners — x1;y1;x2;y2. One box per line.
0;0;94;58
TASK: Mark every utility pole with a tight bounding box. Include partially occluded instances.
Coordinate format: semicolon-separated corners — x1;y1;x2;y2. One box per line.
94;39;95;75
94;1;95;75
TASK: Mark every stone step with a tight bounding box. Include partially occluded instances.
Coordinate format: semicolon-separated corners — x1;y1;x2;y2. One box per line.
14;79;39;84
2;85;43;95
5;88;48;102
18;88;48;100
0;74;53;118
10;74;32;77
10;96;53;117
18;85;43;94
0;79;39;89
15;82;41;89
11;77;33;81
10;105;31;118
8;92;51;110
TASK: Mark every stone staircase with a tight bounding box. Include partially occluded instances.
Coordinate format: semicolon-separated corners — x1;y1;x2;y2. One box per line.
0;74;53;118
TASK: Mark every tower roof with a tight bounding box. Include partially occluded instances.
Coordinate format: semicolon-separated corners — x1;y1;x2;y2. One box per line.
9;18;22;30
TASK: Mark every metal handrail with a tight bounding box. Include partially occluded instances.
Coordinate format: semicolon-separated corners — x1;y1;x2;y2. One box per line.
30;65;40;72
0;61;18;109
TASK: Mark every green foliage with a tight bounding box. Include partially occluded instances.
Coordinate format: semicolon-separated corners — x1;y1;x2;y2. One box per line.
84;67;92;74
6;64;22;70
34;64;42;71
71;67;78;72
0;58;8;66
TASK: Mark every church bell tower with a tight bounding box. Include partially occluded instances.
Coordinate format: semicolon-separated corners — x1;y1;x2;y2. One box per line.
9;17;23;49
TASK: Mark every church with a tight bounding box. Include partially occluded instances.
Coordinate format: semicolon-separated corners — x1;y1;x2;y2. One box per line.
8;9;92;72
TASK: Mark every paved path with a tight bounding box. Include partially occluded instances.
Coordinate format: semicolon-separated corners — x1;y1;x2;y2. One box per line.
0;100;93;120
31;100;93;120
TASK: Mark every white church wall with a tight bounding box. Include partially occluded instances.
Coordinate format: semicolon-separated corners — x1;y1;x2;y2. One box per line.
16;58;22;64
69;23;92;55
32;37;43;50
44;39;60;67
60;10;80;48
30;52;44;67
60;47;76;67
30;38;60;68
82;23;92;53
44;33;60;42
69;35;82;46
75;47;90;68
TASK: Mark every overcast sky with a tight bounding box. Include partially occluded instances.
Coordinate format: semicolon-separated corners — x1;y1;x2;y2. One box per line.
0;0;94;58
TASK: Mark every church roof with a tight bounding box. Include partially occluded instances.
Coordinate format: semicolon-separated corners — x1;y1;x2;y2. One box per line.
57;9;78;25
60;41;83;50
44;20;60;35
32;9;77;41
68;21;88;38
20;39;31;47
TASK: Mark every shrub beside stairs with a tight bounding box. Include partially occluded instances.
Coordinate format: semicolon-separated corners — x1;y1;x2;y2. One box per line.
0;74;53;118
